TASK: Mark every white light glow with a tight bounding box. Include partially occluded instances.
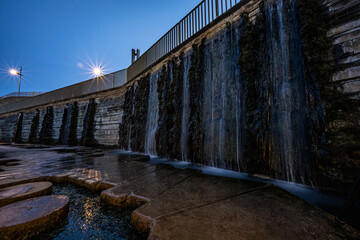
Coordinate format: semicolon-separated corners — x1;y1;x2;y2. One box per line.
9;69;18;75
92;67;102;77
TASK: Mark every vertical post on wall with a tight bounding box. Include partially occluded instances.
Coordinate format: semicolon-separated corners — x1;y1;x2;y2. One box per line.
18;66;22;96
215;0;219;18
131;49;141;64
208;0;211;22
178;23;181;45
131;49;135;64
113;73;115;88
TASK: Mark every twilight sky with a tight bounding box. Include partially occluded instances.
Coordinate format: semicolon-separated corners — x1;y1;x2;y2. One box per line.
0;0;198;96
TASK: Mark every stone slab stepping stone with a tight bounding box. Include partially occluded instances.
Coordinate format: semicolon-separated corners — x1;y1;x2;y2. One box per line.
0;182;52;207
0;195;69;240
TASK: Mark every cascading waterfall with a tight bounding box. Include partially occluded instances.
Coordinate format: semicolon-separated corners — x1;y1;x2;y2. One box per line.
38;106;54;144
277;0;295;182
119;75;149;152
119;0;324;185
219;82;225;168
81;98;97;146
58;104;72;145
180;55;190;161
202;25;242;170
264;0;311;183
232;21;244;173
13;112;24;143
128;83;136;151
145;72;160;155
267;1;296;182
28;109;40;144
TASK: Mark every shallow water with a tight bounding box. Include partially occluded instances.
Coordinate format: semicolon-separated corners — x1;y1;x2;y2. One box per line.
30;183;147;240
148;156;360;230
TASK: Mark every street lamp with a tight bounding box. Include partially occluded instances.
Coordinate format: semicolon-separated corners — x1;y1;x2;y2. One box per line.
92;66;102;91
9;66;23;96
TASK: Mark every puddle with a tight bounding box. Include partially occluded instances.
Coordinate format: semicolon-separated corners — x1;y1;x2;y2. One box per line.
30;183;147;240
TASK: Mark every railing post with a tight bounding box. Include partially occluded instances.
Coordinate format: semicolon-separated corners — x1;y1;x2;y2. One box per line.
215;0;219;17
113;73;115;88
178;24;181;45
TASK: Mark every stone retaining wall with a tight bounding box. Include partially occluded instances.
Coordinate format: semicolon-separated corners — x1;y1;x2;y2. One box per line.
0;0;358;188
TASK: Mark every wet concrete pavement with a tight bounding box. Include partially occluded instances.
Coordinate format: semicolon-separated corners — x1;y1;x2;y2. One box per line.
0;144;359;240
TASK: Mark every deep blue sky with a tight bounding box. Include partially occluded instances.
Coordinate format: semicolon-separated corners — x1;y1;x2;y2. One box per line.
0;0;198;96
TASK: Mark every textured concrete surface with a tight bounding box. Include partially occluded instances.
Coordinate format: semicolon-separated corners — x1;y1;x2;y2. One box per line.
0;195;69;240
0;145;358;240
148;186;356;240
0;181;52;207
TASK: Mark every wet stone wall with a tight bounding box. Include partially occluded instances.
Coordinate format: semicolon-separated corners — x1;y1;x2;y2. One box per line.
118;0;360;189
21;111;37;142
53;106;65;142
13;112;23;143
119;75;150;152
0;0;358;189
0;114;18;142
28;109;40;144
0;97;104;146
94;97;122;146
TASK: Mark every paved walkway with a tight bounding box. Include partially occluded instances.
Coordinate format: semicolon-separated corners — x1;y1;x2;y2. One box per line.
0;144;358;240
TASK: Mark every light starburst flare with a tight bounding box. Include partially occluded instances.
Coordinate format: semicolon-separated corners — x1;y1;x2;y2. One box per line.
9;69;19;75
92;66;102;77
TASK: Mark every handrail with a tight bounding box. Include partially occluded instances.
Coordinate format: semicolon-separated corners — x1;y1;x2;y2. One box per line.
0;0;244;115
127;0;243;81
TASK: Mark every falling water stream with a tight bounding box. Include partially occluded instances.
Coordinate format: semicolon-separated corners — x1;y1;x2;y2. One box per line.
126;0;335;187
180;56;190;162
145;73;159;155
140;0;306;181
58;104;73;145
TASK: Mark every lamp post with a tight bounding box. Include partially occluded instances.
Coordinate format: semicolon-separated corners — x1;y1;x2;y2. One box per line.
92;66;102;91
9;66;23;96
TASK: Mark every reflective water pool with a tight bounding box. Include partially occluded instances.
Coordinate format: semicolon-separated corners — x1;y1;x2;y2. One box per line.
30;184;147;240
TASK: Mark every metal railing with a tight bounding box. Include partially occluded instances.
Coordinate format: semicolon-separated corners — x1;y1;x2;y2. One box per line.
0;0;244;115
127;0;243;81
